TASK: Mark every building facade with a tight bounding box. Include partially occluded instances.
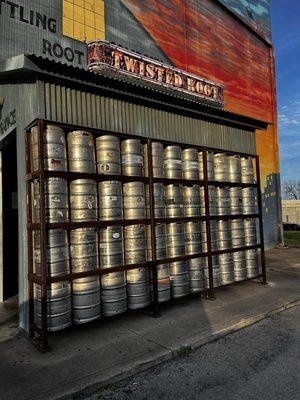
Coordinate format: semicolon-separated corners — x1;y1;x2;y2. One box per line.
0;0;281;334
282;201;300;225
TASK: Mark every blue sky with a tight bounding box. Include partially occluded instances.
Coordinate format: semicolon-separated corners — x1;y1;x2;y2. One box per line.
271;0;300;182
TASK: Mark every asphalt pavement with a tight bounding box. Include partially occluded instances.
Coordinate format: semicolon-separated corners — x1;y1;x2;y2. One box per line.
85;304;300;400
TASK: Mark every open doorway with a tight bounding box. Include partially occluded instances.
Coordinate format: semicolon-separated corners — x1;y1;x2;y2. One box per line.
1;132;18;301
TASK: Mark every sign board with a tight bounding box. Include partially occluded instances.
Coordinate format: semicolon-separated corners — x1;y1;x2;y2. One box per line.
88;41;224;106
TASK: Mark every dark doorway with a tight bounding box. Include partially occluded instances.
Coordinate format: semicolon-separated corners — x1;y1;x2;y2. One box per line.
2;133;18;300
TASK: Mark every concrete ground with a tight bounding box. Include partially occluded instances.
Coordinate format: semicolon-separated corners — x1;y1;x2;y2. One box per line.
0;248;299;400
85;304;300;400
0;295;18;343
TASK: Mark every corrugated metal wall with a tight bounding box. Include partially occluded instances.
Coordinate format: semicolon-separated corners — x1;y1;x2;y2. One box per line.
44;83;256;154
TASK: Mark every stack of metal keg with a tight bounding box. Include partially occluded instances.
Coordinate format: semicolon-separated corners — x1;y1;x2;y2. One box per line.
245;249;259;278
167;223;189;297
164;145;182;179
96;135;127;316
219;253;234;285
228;155;241;183
147;224;170;303
214;153;228;182
68;131;98;222
216;187;230;216
70;228;101;324
34;230;71;331
96;135;121;175
31;125;67;172
165;184;184;218
184;185;201;217
185;222;204;292
182;148;199;180
124;224;149;309
99;226;127;316
144;142;164;178
31;125;72;332
122;139;144;176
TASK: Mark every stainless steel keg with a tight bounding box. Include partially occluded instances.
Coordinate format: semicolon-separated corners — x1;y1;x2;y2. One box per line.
233;251;247;281
242;187;257;215
185;221;202;255
166;223;185;257
170;261;189;298
229;187;243;215
164;145;182;179
68;131;96;173
231;219;245;248
245;249;259;278
144;142;164;178
182;148;199;180
31;125;67;172
214;153;229;182
216;186;230;216
70;228;98;273
217;220;232;250
99;226;127;317
70;228;100;324
204;256;221;288
165;184;184;218
244;218;257;246
241;157;255;183
101;286;127;317
70;179;98;221
123;182;146;220
96;135;121;175
202;220;218;252
99;226;124;269
124;225;146;264
228;155;242;183
98;181;123;221
127;267;150;309
33;178;69;223
199;151;214;180
121;139;144;176
188;258;205;293
219;253;234;285
35;282;71;332
146;183;166;218
147;224;167;261
34;230;70;277
184;185;201;217
72;277;101;324
200;186;217;216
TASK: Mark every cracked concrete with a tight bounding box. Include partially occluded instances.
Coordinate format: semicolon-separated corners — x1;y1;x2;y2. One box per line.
0;248;299;400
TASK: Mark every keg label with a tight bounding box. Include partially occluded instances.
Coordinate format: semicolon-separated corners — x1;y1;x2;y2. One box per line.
122;155;143;165
113;233;120;239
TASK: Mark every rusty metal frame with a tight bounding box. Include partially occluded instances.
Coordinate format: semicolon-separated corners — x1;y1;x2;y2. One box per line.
25;118;266;351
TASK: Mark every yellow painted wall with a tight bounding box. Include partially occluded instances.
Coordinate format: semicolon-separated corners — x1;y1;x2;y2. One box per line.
63;0;105;42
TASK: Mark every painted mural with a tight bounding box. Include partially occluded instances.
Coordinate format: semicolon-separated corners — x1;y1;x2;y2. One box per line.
219;0;271;41
106;0;280;246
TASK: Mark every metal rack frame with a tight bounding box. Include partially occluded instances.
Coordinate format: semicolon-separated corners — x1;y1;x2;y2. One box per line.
25;119;266;352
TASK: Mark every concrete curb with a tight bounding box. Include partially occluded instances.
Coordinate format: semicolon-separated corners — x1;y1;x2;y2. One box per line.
56;298;300;400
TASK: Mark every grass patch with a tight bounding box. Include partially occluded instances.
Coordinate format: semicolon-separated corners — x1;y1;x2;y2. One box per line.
284;231;300;247
177;345;192;357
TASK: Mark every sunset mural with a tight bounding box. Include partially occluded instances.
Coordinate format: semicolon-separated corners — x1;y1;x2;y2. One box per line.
120;0;279;189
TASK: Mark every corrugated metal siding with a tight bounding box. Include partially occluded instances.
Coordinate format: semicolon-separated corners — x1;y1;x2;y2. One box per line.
44;83;256;154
